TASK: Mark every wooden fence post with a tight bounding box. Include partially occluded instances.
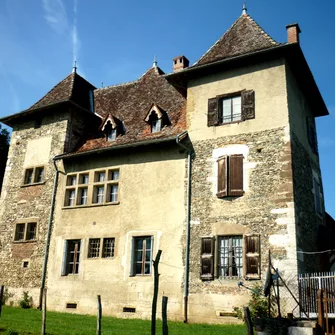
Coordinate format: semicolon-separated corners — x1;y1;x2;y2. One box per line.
97;295;102;335
151;250;162;335
41;288;47;335
317;289;324;330
244;307;254;335
0;285;4;318
162;296;168;335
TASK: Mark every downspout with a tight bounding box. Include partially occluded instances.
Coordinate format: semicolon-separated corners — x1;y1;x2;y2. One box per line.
176;131;193;323
39;158;60;309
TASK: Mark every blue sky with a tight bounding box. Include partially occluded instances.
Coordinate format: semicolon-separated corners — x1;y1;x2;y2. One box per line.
0;0;334;216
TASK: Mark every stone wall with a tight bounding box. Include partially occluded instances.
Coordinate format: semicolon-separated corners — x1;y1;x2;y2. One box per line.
186;126;298;320
291;132;325;273
0;110;70;304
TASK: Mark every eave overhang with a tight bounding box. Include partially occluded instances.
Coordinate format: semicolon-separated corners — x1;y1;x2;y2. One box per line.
165;43;328;117
54;134;187;161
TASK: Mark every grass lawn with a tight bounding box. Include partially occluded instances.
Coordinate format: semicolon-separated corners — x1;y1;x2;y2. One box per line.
0;306;246;335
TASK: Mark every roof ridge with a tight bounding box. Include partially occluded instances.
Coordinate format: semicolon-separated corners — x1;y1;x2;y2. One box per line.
69;72;76;99
96;79;138;91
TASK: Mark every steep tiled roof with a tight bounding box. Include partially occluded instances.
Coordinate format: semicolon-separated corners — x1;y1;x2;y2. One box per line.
73;66;186;154
194;14;280;66
26;71;96;112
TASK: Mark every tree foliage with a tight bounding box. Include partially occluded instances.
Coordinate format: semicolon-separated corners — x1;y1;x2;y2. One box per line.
0;123;10;148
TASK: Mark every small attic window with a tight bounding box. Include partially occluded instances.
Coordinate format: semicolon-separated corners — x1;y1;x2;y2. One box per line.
144;103;170;134
102;117;124;141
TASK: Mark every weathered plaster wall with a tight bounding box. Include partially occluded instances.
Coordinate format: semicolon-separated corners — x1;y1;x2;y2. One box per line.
47;144;187;320
0;111;70;306
186;58;288;141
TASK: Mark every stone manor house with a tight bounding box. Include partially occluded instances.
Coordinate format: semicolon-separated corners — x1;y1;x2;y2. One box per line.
0;10;331;323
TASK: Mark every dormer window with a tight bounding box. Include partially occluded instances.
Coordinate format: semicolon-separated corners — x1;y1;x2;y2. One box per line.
100;114;124;141
144;103;170;134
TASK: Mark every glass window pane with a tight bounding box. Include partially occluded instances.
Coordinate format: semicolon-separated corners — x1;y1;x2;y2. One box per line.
144;262;151;274
136;250;143;262
136;263;142;274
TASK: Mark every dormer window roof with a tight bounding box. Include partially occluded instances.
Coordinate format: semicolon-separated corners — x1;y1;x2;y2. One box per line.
144;103;171;133
100;114;124;141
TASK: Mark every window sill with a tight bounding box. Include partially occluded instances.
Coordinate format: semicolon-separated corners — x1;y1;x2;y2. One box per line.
21;181;46;188
13;240;37;244
63;202;120;210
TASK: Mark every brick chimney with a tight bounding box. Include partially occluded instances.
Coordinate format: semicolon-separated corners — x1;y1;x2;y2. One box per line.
286;23;301;44
173;56;189;72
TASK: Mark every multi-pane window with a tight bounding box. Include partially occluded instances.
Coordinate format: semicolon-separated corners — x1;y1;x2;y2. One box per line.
207;90;255;127
64;169;119;207
64;173;89;207
87;238;115;259
14;222;37;242
88;238;101;258
200;235;260;281
103;238;115;258
220;96;241;123
23;166;45;185
62;240;81;275
131;236;153;276
93;169;119;204
218;236;243;277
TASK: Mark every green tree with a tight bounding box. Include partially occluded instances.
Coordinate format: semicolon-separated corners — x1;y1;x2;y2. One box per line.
0;123;10;194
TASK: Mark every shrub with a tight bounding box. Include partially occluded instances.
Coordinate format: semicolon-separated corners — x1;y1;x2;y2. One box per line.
19;291;32;309
233;283;273;323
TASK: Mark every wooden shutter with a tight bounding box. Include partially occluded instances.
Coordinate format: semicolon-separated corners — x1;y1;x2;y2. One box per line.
200;237;214;280
61;240;68;276
244;234;261;279
216;156;227;198
229;154;243;196
207;98;219;127
129;238;135;277
241;90;255;120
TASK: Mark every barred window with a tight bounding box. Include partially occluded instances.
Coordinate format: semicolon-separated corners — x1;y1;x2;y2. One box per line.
14;222;37;242
23;166;45;185
102;238;115;258
87;238;115;259
218;236;243;277
88;238;101;258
